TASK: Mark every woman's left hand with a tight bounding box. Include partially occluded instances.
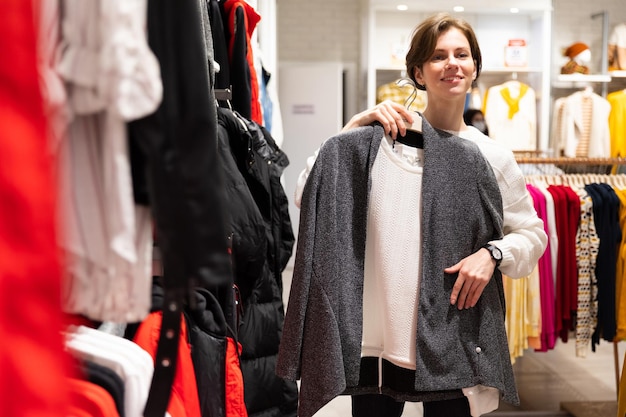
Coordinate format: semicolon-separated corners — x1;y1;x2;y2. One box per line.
445;248;496;309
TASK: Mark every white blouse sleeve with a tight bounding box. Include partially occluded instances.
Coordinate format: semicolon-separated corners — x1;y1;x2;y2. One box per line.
461;128;548;278
480;141;548;278
294;147;321;208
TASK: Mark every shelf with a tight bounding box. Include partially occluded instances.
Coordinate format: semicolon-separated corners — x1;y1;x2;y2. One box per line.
552;73;612;88
610;70;626;78
483;67;543;73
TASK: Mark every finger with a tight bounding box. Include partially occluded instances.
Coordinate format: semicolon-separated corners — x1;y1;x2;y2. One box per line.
380;102;411;139
377;106;398;139
450;275;465;306
444;262;461;274
393;107;413;138
467;282;486;308
456;283;470;310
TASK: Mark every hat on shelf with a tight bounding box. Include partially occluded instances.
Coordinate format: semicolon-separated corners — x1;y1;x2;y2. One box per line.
563;42;590;59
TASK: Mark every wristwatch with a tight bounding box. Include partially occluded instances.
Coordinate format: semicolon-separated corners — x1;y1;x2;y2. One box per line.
482;243;502;267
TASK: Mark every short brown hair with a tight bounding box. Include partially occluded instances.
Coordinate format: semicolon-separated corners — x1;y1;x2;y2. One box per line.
406;13;482;91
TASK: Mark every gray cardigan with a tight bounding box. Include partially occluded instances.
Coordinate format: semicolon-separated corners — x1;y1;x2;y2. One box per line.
276;118;517;417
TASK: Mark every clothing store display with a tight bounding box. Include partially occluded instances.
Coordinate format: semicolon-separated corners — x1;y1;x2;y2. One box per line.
71;358;127;417
608;89;626;157
483;80;537;151
609;23;626;70
517;174;626;361
222;0;263;124
185;287;247;417
571;187;598;357
126;2;237;414
65;326;155;417
277;118;516;417
133;310;203;417
561;59;591;75
53;0;160;323
0;1;71;416
561;42;591;74
548;185;581;343
27;0;295;415
12;1;626;416
615;187;626;341
586;184;621;347
512;185;544;352
209;0;231;93
67;378;121;417
564;42;590;61
217;107;298;417
553;89;611;158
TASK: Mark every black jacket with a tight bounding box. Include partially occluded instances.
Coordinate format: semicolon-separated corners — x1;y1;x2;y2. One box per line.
217;107;297;417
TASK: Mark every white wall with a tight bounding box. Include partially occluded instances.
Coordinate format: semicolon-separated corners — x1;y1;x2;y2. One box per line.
552;0;626;76
277;62;345;259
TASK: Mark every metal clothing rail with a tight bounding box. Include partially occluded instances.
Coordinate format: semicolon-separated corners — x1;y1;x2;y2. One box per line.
515;156;626;165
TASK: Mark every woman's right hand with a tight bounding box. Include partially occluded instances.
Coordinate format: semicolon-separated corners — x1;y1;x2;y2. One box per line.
341;100;414;139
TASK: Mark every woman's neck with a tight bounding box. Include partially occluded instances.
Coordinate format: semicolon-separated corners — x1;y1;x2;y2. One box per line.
423;101;467;133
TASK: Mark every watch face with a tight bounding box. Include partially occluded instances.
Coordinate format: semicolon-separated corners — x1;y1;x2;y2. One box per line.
491;246;502;260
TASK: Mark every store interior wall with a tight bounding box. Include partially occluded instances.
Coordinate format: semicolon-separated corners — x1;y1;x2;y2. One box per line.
275;0;626;238
275;0;626;122
551;0;626;78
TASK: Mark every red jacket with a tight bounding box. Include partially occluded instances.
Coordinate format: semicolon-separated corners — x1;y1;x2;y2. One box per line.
134;312;202;417
222;0;263;125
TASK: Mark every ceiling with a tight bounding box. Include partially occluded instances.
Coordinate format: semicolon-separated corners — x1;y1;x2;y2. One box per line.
368;0;553;14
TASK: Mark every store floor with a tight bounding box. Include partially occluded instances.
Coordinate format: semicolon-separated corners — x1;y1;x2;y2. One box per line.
281;266;622;416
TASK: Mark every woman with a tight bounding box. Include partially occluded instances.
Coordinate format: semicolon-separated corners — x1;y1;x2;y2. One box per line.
463;108;489;136
278;13;547;417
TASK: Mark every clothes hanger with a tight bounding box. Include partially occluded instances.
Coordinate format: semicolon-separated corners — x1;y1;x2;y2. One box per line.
394;78;423;148
215;85;233;111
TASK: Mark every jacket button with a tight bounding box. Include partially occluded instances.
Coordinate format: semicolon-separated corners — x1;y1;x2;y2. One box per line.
475;346;482;353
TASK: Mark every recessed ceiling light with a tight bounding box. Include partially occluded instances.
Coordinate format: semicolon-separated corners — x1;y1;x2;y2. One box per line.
510;7;520;13
453;6;465;12
397;4;408;11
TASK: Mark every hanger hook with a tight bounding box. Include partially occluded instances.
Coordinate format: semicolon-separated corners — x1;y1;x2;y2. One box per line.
396;77;417;110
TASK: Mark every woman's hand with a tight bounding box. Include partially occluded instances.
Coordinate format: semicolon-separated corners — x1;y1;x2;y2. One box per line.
445;248;496;310
342;100;414;139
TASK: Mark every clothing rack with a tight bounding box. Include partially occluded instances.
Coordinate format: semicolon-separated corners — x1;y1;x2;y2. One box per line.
515;156;626;165
521;156;626;399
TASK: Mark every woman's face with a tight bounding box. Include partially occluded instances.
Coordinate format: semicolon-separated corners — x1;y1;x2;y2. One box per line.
413;27;476;102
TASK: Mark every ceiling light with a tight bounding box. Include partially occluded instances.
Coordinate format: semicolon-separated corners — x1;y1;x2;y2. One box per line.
510;8;520;13
453;6;465;12
397;4;408;11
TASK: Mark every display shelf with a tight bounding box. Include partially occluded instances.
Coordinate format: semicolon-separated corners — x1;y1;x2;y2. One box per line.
611;70;626;78
483;67;543;73
552;73;612;88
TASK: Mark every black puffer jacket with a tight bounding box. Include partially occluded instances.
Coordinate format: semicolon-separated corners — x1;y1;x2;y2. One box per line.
216;107;297;417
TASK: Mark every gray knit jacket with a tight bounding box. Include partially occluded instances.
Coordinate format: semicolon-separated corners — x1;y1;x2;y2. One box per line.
276;118;517;417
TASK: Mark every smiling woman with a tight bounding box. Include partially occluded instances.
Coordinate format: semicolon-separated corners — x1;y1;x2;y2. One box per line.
277;11;547;417
406;14;480;128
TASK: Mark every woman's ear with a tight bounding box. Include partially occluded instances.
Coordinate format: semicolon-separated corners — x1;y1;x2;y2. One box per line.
413;67;424;86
